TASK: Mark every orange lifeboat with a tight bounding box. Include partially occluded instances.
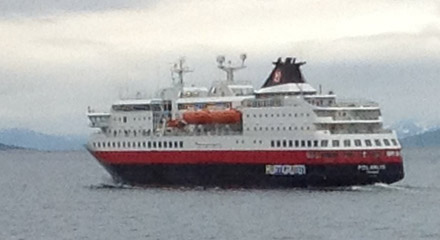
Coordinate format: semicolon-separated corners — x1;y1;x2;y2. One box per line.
183;109;242;125
210;109;242;124
183;110;213;124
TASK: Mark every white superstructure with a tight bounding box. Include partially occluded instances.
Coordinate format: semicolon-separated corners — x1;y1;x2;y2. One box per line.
86;56;400;155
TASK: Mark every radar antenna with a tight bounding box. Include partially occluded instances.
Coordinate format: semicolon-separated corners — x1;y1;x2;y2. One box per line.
216;53;247;82
171;57;193;86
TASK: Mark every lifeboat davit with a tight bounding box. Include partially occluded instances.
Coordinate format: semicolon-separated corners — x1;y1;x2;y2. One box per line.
183;109;242;125
167;119;186;128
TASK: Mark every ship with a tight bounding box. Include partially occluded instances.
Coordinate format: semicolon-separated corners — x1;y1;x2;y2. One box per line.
86;55;404;188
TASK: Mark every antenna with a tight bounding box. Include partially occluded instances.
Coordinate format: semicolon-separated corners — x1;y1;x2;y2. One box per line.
216;53;247;82
171;57;193;86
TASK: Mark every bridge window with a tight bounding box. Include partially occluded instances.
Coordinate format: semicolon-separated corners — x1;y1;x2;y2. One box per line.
365;140;372;147
271;140;275;147
313;140;319;147
374;139;382;146
354;139;362;147
153;142;157;148
383;139;390;146
283;140;287;147
307;141;312;147
391;139;398;146
344;140;351;147
301;140;306;147
179;141;183;148
321;140;328;147
289;140;293;147
295;140;299;147
276;140;281;147
332;140;340;147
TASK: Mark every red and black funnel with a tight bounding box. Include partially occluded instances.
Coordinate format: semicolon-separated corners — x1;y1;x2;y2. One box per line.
261;57;306;88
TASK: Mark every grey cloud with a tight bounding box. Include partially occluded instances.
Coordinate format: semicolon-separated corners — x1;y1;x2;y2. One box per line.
0;0;159;18
34;37;111;50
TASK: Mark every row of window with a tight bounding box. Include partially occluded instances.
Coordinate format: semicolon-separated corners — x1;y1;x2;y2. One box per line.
107;129;152;137
246;113;310;119
112;116;151;123
247;126;311;131
94;141;183;149
270;138;398;148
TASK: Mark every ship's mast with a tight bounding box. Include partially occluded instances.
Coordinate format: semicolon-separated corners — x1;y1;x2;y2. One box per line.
216;54;247;82
171;57;193;87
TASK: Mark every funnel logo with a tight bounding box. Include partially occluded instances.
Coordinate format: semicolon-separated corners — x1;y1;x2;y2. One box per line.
273;69;282;83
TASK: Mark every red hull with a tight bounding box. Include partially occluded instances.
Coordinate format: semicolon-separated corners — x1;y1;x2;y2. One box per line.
92;149;402;165
89;149;404;187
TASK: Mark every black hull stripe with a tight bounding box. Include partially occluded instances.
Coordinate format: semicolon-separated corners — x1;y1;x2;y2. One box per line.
100;163;404;188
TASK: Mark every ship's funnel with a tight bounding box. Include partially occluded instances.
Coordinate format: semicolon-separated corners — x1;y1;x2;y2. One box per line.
261;57;306;88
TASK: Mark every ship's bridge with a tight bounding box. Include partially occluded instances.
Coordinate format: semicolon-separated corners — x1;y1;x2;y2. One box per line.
87;112;110;129
111;99;165;112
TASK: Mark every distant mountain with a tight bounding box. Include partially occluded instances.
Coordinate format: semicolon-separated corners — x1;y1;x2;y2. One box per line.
0;128;87;151
400;129;440;147
392;119;427;139
0;142;24;150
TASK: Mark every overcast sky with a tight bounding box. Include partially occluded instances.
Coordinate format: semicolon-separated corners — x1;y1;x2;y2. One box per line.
0;0;439;135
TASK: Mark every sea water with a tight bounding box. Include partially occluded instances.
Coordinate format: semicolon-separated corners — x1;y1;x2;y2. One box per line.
0;147;439;240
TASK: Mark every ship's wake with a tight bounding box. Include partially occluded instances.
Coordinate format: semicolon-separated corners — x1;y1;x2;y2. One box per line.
88;182;137;190
345;183;424;192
